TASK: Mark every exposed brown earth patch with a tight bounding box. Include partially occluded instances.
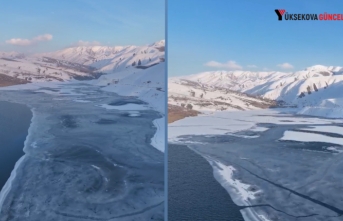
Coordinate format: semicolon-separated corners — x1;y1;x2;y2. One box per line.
168;104;200;123
0;74;29;87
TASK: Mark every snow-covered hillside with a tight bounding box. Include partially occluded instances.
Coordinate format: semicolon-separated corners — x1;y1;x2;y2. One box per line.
93;62;165;113
0;56;100;85
178;65;343;118
169;78;276;112
39;40;165;73
0;40;165;84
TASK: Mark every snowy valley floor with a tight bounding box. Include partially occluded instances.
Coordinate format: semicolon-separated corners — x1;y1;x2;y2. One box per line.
0;82;164;221
168;109;343;221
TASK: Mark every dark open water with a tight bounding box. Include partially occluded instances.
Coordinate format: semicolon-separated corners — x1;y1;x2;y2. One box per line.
0;101;32;191
168;144;244;221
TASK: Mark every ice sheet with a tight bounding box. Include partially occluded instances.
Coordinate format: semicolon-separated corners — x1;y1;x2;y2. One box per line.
168;109;342;141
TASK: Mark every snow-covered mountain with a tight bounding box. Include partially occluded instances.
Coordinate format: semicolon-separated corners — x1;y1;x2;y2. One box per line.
38;40;165;73
169;78;276;112
0;40;165;85
175;65;343;118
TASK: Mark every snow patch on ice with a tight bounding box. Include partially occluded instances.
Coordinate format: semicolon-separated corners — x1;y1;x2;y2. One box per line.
225;133;259;139
30;142;38;148
91;165;101;170
208;160;260;205
249;126;269;132
327;146;343;153
73;99;91;103
241;209;272;221
127;111;141;117
98;103;149;111
301;126;343;136
280;130;343;146
150;117;165;152
257;214;272;221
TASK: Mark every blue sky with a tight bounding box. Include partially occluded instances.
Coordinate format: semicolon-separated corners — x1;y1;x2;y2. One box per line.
0;0;164;53
168;0;343;76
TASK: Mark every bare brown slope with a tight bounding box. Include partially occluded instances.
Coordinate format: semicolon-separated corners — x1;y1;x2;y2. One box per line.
0;74;29;87
168;104;200;123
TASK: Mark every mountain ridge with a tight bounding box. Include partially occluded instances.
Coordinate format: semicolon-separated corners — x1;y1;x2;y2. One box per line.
0;40;165;85
171;65;343;118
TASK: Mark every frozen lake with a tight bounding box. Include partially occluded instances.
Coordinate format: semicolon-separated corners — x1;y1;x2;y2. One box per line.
169;109;343;221
0;83;164;221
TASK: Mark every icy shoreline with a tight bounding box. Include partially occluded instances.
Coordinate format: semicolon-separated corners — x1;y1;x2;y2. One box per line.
0;156;26;212
209;159;270;221
0;106;34;212
151;117;165;152
199;151;268;221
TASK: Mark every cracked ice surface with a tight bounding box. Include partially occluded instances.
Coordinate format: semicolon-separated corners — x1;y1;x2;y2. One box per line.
170;110;343;221
0;83;164;221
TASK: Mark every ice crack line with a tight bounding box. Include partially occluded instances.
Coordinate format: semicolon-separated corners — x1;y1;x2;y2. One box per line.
237;165;343;216
291;129;343;138
239;204;319;218
53;201;163;220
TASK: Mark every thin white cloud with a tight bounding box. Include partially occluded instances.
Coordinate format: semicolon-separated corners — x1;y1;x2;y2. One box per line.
277;62;294;69
204;60;242;70
71;40;102;47
5;34;53;46
247;65;258;68
263;68;269;71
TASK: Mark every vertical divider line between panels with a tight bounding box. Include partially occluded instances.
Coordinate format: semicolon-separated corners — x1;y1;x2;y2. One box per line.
164;0;168;220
